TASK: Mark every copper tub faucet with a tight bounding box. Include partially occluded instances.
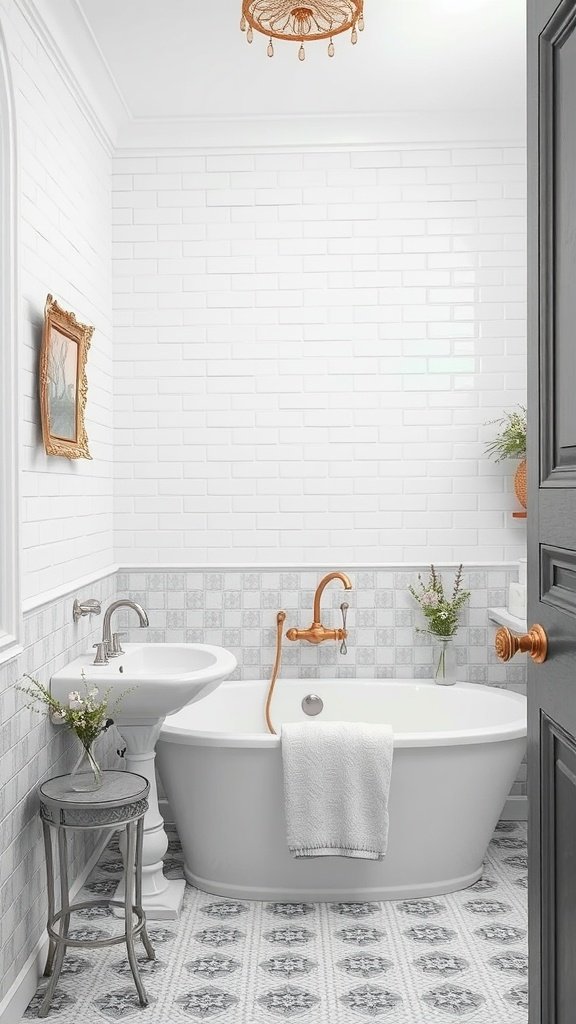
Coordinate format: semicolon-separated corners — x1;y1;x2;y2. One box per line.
286;571;352;645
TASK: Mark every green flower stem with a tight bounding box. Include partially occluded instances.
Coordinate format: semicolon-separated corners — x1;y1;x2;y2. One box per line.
16;674;134;748
409;564;470;640
435;640;452;680
73;741;103;785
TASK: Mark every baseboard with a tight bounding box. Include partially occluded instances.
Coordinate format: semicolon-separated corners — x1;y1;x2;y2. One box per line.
503;795;528;820
0;833;110;1024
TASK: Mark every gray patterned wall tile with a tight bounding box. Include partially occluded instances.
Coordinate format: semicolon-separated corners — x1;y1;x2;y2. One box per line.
3;559;526;1003
0;572;119;1003
117;565;526;758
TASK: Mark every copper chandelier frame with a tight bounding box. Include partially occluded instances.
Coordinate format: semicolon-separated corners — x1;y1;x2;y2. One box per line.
240;1;365;60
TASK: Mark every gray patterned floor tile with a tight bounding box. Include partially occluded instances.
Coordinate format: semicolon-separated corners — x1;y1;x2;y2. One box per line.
340;984;402;1017
421;982;485;1016
185;954;241;979
257;985;320;1017
22;820;528;1022
259;954;317;978
176;987;238;1019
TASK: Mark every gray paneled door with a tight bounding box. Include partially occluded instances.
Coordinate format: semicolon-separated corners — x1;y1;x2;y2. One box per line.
528;0;576;1020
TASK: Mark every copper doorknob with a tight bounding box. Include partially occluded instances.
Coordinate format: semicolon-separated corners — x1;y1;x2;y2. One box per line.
494;624;548;664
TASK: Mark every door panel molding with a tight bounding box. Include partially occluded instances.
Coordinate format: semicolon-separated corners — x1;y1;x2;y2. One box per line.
540;712;556;1024
539;0;576;485
540;713;576;1022
529;0;576;1020
541;544;576;617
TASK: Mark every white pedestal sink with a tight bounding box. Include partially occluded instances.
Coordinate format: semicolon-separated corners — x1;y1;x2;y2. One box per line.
50;642;237;919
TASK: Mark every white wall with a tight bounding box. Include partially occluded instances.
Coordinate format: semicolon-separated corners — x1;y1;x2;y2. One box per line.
0;0;115;1007
112;144;527;566
2;0;115;601
0;2;528;1005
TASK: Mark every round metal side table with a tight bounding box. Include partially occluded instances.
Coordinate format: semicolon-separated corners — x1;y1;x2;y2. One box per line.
38;769;155;1019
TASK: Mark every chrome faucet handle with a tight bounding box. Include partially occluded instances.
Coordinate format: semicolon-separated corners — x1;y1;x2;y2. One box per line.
92;642;109;665
111;631;127;656
73;598;101;623
340;602;349;655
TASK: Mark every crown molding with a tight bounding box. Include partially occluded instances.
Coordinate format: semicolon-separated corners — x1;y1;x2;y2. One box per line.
10;2;526;154
118;107;526;152
68;0;133;119
15;0;127;153
10;3;526;154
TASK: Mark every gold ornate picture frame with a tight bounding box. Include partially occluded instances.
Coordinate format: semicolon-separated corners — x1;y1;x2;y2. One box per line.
39;295;93;460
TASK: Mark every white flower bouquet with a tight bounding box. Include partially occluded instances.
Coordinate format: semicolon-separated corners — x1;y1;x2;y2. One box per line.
409;564;470;640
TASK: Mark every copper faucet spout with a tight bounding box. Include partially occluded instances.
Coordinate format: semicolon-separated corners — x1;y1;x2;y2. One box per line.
312;571;352;625
286;571;353;645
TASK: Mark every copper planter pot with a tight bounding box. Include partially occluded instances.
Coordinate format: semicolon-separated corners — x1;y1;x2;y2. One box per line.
514;458;527;509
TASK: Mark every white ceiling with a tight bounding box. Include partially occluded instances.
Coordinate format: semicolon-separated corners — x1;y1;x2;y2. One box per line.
73;0;525;123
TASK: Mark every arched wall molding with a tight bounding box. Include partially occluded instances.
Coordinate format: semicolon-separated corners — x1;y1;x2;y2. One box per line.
0;18;22;663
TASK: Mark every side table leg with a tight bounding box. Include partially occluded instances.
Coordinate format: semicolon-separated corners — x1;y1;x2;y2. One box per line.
135;816;155;961
125;821;148;1006
42;822;56;977
39;828;70;1018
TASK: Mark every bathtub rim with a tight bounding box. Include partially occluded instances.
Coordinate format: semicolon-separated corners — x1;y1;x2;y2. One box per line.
159;679;527;749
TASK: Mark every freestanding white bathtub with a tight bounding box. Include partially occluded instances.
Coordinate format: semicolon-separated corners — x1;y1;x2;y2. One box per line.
157;679;527;902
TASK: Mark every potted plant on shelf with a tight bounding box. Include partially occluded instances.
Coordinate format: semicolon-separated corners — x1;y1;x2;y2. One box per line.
409;565;470;685
485;405;527;512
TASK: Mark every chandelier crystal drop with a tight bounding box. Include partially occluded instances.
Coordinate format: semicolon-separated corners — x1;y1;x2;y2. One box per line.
241;1;364;59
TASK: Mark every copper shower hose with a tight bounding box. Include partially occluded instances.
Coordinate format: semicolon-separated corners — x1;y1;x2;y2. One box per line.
264;610;286;735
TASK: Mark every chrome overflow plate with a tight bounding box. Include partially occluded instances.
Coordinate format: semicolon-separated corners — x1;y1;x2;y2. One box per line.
302;694;323;716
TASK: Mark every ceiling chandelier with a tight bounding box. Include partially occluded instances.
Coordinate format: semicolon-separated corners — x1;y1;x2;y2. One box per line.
240;1;365;60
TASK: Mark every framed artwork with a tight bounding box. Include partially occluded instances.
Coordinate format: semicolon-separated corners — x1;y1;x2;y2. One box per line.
39;294;93;460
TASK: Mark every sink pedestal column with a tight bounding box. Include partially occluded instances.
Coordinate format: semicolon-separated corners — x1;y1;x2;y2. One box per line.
114;721;185;920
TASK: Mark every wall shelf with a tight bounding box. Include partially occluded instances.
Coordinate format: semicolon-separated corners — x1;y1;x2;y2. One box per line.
488;607;527;634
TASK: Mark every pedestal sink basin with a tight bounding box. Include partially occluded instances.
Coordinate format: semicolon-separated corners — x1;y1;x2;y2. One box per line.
51;643;237;919
51;642;237;722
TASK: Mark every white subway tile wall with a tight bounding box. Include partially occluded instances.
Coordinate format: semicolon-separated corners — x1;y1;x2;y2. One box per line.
1;0;115;603
112;145;527;565
0;0;115;1008
1;6;529;1006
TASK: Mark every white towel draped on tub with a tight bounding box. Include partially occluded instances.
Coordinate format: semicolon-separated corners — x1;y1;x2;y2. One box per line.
281;721;394;860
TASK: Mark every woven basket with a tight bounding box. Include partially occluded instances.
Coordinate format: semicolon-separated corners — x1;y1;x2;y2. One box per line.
514;458;527;509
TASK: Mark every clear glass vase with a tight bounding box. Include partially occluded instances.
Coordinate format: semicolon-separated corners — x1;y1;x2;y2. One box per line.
70;740;103;792
433;637;458;685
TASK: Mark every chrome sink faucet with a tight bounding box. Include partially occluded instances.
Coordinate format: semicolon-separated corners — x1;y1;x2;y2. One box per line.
100;599;149;659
